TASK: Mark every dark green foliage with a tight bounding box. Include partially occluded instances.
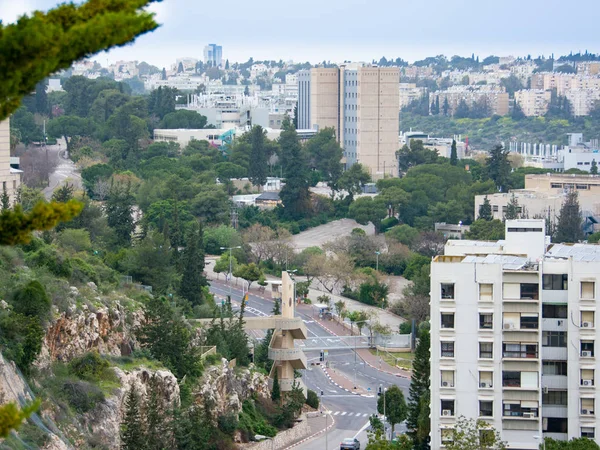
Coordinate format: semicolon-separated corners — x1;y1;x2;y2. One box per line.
204;298;251;366
138;296;202;380
542;437;600;449
376;385;407;436
407;329;430;448
279;117;311;220
217;413;239;436
105;183;135;247
61;380;105;413
81;164;114;196
148;87;177;119
68;352;110;380
555;190;584;243
358;280;389;308
397;140;439;174
121;384;145;449
348;197;387;232
271;370;281;402
248;125;269;187
478;196;493;220
11;280;51;323
591;159;598;175
159;110;208;129
450;139;457;166
179;221;208;306
466;219;505;240
0;312;45;375
305;389;319;409
486;144;511;192
145;375;171;450
25;246;73;278
504;194;520;220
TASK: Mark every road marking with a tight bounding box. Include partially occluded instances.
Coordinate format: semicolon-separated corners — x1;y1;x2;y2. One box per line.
362;413;369;417
347;412;353;416
341;412;347;416
334;411;340;416
353;420;372;439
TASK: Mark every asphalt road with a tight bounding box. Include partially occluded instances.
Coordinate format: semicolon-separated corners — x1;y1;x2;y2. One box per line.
208;281;408;449
42;143;82;199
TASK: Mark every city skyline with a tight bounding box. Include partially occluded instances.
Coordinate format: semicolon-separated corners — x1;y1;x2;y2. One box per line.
2;0;600;68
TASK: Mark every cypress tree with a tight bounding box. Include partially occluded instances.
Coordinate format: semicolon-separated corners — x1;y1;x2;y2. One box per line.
178;221;207;306
248;125;268;188
591;159;598;175
554;190;584;243
121;384;145;450
0;185;10;211
279;117;310;220
504;194;520;220
407;329;430;448
478;196;493;221
450;139;458;166
145;375;171;450
105;182;135;247
271;369;281;402
486;144;511;192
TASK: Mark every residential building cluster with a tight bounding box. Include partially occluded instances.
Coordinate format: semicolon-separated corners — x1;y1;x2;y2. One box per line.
429;85;510;116
431;219;600;449
0;119;22;206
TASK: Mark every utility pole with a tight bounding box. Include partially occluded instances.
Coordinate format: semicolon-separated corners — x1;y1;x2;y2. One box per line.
375;251;380;272
220;246;241;298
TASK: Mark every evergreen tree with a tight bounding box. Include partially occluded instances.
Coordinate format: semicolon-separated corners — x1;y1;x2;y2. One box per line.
0;185;10;212
248;125;268;188
254;300;280;372
486;144;511;192
35;80;49;116
271;369;281;402
407;329;430;449
442;97;450;116
504;194;520;220
121;384;145;450
591;159;598;175
450;139;458;166
145;375;171;450
554;190;584;243
278;117;310;220
161;67;167;80
225;59;230;70
51;183;74;203
178;221;207;306
435;96;440;115
105;182;135;247
292;104;298;129
177;62;184;73
478;196;493;221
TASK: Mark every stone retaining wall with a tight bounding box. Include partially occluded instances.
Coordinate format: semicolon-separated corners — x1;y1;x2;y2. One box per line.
244;414;310;450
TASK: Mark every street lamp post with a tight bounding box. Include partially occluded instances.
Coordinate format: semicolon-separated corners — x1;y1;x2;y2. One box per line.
375;251;381;272
353;319;369;389
220;246;241;299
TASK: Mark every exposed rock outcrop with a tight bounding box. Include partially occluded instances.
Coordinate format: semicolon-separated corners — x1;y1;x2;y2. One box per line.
197;359;269;418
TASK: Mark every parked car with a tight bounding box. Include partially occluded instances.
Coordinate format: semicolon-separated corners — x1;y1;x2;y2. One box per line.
340;438;360;450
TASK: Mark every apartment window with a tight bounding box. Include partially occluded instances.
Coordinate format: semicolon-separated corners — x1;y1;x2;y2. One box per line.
520;314;539;329
479;400;493;417
581;311;595;328
543;390;568;406
581;341;595;357
520;283;539;300
441;283;455;300
581;427;595;439
581;369;595;386
543;274;568;290
476;371;493;390
581;398;595;415
441;429;453;445
503;401;538;417
502;343;538;359
543;361;567;376
581;281;595;300
502;371;521;387
441;399;455;416
441;370;454;387
543;331;567;347
492;205;499;212
542;304;567;319
441;341;454;358
551;183;563;188
479;283;493;301
441;313;455;329
479;313;493;329
545;418;568;433
479;342;493;359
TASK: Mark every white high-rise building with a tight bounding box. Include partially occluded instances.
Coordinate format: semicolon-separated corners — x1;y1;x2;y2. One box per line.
431;219;600;448
203;44;223;68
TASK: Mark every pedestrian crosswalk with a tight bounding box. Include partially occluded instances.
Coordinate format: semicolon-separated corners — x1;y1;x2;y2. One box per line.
331;411;371;417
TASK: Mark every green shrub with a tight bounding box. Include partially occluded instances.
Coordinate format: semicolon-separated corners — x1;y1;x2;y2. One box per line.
56;229;92;253
11;280;51;323
70;257;99;285
61;380;105;413
305;389;319;409
68;352;110;380
0;312;45;375
217;413;239;436
380;216;399;232
26;247;73;278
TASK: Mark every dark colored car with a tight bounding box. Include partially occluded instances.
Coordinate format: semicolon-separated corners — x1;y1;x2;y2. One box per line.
340;438;360;450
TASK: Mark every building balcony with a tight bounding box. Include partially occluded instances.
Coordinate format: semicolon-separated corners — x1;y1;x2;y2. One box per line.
542;405;568;418
268;347;307;369
542;347;568;361
542;375;568;390
269;376;307;395
541;318;567;332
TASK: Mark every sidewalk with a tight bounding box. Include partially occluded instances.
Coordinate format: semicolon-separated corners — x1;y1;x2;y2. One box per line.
287;413;333;449
321;364;370;396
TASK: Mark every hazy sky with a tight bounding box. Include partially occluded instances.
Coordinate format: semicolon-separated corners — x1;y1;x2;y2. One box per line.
2;0;599;68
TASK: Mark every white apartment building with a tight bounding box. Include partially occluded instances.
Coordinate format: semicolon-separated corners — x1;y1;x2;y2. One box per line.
565;89;600;116
429;85;510;116
399;83;427;109
431;219;600;449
